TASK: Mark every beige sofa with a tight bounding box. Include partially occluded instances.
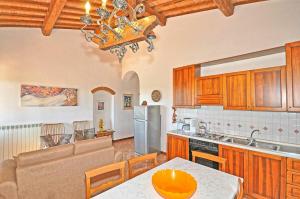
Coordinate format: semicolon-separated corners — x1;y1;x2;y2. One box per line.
0;137;119;199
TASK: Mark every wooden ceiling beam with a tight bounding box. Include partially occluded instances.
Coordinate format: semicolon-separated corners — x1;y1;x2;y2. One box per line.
0;15;44;22
162;2;217;17
0;21;42;28
54;24;96;30
0;1;49;11
42;0;68;36
143;1;167;26
0;8;46;18
213;0;234;16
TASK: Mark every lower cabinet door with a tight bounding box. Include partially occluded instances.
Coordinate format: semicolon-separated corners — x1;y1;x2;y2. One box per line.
167;134;189;160
219;145;249;194
248;151;286;199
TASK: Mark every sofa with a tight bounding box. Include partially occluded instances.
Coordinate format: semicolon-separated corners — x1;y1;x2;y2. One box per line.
0;137;120;199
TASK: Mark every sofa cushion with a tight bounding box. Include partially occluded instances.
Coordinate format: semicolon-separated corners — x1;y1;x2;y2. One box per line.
74;137;112;155
17;144;74;167
0;160;18;199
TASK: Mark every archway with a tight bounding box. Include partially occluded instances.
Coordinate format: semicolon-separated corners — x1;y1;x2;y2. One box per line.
91;86;116;132
118;71;140;138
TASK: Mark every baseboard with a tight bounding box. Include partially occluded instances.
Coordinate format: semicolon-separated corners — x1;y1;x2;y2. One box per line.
113;136;134;142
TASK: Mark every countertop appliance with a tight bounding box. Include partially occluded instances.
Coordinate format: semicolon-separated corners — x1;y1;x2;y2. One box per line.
133;105;161;155
189;138;219;169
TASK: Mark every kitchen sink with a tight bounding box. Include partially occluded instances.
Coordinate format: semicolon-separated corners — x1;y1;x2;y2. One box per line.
249;141;280;151
222;137;251;145
278;145;300;154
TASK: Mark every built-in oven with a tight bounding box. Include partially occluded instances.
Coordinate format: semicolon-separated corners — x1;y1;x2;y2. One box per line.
189;138;219;169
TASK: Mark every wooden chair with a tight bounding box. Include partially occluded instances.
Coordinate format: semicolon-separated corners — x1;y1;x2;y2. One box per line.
128;153;158;179
191;151;226;171
85;161;126;199
236;178;244;199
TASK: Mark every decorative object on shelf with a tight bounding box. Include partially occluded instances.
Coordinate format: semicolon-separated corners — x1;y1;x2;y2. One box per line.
80;0;159;62
123;94;133;109
21;85;77;107
97;102;104;110
151;90;161;102
99;119;104;131
152;169;197;199
141;100;147;106
172;106;177;123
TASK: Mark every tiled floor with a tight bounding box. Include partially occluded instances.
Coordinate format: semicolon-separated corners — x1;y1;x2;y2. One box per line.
113;138;167;164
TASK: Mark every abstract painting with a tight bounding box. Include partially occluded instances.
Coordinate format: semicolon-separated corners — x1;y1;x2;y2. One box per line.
21;85;78;107
123;94;133;110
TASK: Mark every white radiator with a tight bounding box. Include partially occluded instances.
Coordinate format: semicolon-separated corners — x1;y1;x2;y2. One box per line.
0;124;41;162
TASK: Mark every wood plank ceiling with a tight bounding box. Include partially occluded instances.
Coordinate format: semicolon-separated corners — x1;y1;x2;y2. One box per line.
0;0;265;36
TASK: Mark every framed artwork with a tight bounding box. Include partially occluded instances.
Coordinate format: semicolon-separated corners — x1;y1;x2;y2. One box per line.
123;94;133;110
21;85;78;107
97;102;104;110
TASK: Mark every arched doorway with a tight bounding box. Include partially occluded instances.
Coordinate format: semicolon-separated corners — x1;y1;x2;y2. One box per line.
91;87;115;132
118;71;140;138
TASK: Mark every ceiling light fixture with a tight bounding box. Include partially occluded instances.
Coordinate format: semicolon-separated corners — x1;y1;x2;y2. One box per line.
80;0;159;62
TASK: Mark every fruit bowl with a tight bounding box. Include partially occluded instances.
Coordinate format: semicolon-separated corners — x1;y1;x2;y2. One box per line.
152;169;197;199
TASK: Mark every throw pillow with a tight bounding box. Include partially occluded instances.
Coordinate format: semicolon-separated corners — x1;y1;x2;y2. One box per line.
84;128;95;140
58;134;72;145
74;130;84;141
40;134;56;148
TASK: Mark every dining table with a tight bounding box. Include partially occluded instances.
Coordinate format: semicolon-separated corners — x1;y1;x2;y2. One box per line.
92;157;240;199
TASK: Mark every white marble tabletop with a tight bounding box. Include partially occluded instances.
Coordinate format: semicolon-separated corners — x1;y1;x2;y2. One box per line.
93;157;240;199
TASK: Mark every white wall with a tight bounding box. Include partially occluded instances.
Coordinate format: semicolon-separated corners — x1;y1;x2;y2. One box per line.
122;0;300;151
0;28;135;139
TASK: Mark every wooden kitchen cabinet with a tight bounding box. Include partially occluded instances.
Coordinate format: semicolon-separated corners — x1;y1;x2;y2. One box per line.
195;74;223;105
287;158;300;198
286;41;300;112
173;65;196;107
250;66;287;111
223;71;251;110
248;151;286;199
167;134;189;160
219;145;249;194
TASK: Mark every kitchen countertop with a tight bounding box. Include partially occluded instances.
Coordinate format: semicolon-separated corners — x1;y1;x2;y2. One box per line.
168;130;300;159
94;158;239;199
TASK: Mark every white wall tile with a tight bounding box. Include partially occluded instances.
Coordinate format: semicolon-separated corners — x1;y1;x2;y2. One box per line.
177;106;300;144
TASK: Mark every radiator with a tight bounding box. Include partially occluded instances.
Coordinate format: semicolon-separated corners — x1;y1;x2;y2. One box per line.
0;124;41;162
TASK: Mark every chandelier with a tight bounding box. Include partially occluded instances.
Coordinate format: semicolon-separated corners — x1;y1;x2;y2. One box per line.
80;0;159;62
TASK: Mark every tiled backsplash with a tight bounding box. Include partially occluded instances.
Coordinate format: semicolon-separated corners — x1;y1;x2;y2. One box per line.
176;106;300;145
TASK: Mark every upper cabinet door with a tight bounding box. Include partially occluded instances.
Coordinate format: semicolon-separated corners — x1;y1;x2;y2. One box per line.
195;75;223;105
250;66;287;111
223;71;251;110
173;65;195;107
286;41;300;112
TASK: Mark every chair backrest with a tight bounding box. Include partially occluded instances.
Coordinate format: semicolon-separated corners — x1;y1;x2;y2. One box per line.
128;153;158;179
192;150;226;171
236;178;244;199
41;123;65;136
85;161;126;199
73;120;91;131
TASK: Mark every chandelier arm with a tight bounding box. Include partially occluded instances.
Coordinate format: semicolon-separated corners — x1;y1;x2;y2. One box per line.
108;9;118;27
127;4;137;21
102;23;123;39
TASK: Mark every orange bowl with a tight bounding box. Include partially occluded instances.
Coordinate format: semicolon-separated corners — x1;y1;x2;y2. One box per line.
152;169;197;199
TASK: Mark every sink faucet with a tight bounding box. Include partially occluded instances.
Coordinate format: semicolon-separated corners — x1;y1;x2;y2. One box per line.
249;129;260;144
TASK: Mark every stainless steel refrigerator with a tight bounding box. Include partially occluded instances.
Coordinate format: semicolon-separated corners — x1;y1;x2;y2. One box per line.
133;105;161;155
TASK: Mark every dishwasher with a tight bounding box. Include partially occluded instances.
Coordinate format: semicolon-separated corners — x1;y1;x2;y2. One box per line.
189;138;219;170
